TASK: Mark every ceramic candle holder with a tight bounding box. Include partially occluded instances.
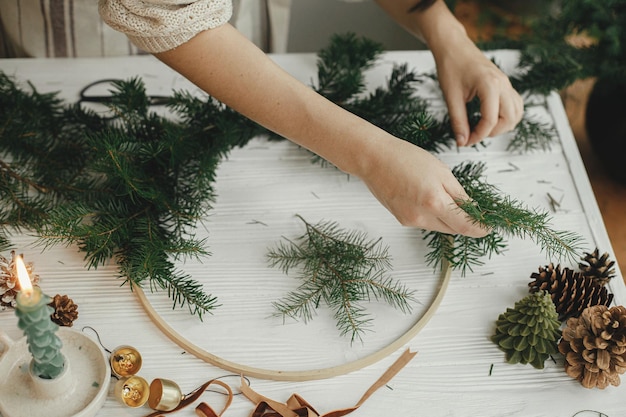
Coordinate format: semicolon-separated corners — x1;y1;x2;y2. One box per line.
0;327;110;417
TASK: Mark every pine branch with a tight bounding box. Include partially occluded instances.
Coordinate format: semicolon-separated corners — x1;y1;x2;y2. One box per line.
268;215;415;342
315;33;384;104
505;0;626;93
346;64;429;132
511;42;587;95
311;35;460;156
0;73;264;316
313;35;556;157
424;162;585;275
507;116;556;153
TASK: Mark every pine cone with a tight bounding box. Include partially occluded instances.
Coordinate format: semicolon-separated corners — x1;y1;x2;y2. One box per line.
491;291;561;369
0;251;40;309
49;294;79;327
529;263;613;321
558;305;626;389
579;248;616;286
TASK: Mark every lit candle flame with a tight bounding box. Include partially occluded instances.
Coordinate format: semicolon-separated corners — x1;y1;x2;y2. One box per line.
15;255;33;297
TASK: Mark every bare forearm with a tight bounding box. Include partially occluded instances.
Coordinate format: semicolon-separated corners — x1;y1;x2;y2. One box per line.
374;0;465;44
103;4;494;237
155;23;383;177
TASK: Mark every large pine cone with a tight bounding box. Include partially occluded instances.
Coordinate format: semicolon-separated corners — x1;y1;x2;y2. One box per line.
492;291;561;369
579;248;616;286
529;263;613;321
49;294;79;327
0;251;40;309
558;305;626;389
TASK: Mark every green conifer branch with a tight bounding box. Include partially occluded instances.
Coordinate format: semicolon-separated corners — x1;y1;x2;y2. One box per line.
313;34;554;156
268;215;415;342
315;33;384;104
499;1;626;94
424;162;585;274
0;73;264;316
507;116;556;153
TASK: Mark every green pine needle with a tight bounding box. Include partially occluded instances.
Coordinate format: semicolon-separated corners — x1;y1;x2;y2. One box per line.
315;33;384;104
502;0;626;93
507;116;556;153
0;73;265;317
425;162;585;275
268;215;415;342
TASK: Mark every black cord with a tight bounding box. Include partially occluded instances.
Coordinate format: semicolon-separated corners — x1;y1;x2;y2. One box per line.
77;78;171;107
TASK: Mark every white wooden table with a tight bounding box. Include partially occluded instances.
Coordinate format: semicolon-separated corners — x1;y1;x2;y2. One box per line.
0;51;624;417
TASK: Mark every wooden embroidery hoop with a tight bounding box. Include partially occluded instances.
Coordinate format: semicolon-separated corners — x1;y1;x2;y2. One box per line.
134;260;451;382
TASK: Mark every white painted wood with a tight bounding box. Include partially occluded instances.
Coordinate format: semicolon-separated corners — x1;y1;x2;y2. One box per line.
0;51;623;417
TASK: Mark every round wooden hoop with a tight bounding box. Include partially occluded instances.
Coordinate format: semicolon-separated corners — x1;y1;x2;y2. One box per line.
134;261;451;381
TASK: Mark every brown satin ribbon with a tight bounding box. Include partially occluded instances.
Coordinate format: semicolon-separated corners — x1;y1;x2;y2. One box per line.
240;349;417;417
143;379;233;417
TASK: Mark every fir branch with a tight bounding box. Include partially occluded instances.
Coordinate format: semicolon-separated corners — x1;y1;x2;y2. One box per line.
315;33;384;104
268;215;415;342
308;35;458;161
511;42;586;95
507;116;556;153
0;73;264;316
312;35;558;156
425;162;585;275
346;63;429;132
507;0;626;93
391;111;451;154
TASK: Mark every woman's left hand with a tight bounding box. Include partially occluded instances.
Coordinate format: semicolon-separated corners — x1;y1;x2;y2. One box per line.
433;30;524;147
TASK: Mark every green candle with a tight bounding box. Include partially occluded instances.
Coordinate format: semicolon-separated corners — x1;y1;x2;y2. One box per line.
14;256;64;379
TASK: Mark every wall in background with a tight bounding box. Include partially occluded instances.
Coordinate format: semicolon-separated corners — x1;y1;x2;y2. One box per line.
286;0;425;52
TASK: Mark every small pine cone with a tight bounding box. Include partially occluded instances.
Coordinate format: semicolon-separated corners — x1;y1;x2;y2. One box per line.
49;294;79;327
491;291;561;369
529;263;613;321
558;305;626;389
0;251;40;309
579;248;616;286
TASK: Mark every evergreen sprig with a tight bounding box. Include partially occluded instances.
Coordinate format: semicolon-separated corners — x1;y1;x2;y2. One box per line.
267;215;415;342
507;116;556;153
313;34;553;155
0;73;97;251
0;74;263;317
315;33;384;104
505;0;626;94
424;162;585;274
314;35;452;153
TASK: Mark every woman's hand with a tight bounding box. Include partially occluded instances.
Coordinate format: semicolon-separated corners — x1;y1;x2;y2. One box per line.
375;0;524;147
433;33;524;147
357;134;488;237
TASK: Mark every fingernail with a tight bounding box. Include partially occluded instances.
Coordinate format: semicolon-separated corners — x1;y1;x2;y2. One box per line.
456;134;466;147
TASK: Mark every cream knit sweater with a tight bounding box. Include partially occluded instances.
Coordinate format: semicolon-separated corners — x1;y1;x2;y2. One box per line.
98;0;232;53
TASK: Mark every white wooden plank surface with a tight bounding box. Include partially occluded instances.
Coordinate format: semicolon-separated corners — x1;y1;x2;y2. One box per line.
0;52;624;417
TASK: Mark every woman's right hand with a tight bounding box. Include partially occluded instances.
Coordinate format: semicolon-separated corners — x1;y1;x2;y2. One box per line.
356;134;488;237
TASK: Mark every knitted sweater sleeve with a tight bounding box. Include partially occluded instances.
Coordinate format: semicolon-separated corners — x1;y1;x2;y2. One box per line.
98;0;232;53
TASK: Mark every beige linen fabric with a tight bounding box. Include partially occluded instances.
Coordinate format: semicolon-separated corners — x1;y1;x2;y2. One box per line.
0;0;239;57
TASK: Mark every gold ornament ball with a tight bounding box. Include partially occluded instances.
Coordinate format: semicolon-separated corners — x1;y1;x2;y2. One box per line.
114;375;150;408
110;345;142;378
